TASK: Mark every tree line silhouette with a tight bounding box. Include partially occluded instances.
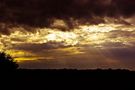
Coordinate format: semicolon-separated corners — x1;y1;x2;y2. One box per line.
0;52;18;70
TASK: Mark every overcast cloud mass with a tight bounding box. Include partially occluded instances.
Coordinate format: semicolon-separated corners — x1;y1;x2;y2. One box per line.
0;0;135;70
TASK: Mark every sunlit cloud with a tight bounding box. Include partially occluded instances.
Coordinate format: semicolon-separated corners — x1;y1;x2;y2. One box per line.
0;23;134;49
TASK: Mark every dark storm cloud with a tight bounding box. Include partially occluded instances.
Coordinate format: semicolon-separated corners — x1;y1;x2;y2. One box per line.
101;42;125;48
11;42;69;53
107;30;135;38
0;22;14;35
0;0;135;28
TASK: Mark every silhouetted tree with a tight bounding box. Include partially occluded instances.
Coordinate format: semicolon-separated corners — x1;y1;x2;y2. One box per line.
0;52;19;70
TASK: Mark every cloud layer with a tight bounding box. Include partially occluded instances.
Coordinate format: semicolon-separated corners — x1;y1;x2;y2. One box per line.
0;0;135;69
0;23;135;70
0;0;135;27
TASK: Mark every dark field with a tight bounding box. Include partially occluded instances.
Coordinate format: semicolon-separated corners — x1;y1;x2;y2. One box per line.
0;69;135;89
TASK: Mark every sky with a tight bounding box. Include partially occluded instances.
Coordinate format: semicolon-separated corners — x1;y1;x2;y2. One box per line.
0;0;135;70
